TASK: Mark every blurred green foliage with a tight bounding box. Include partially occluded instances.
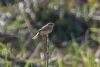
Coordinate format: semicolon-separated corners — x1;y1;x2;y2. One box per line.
0;0;100;67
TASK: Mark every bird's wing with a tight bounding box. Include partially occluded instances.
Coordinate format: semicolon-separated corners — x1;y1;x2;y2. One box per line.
32;32;39;39
39;24;48;31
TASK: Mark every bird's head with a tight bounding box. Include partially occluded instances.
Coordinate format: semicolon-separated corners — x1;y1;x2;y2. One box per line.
47;22;55;26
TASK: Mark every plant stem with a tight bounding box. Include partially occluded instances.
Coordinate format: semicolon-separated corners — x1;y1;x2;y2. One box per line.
45;35;49;67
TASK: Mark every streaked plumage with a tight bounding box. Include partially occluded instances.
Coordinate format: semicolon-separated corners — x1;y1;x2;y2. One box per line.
32;22;54;39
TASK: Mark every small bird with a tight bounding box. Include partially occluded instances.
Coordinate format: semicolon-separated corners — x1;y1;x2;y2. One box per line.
32;22;54;39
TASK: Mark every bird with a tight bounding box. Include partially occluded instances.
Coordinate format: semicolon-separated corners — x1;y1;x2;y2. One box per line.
32;22;54;39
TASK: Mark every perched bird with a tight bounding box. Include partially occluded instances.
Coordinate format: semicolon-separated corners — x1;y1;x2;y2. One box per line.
32;22;54;39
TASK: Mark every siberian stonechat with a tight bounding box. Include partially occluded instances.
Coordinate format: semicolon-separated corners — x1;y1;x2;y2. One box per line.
32;22;54;39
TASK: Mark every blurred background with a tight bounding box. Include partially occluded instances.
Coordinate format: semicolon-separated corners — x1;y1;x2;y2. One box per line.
0;0;100;67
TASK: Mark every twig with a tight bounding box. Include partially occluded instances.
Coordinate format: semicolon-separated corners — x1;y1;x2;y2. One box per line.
45;35;49;67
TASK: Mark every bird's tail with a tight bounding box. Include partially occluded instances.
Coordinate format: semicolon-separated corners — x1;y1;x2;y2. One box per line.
32;32;39;39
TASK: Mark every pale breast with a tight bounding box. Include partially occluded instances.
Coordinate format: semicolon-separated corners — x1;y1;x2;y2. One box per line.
40;25;53;35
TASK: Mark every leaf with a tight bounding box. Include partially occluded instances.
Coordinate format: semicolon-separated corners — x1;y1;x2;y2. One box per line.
90;27;97;32
7;20;22;31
